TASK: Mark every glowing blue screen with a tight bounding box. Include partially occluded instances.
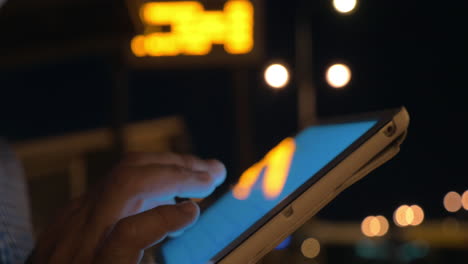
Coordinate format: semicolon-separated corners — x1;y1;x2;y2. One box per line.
161;120;377;264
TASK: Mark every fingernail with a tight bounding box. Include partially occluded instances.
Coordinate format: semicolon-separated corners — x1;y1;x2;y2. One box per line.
197;172;211;182
178;201;196;214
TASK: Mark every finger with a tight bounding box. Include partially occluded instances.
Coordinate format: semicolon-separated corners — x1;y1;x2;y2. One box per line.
75;165;216;262
139;198;175;214
47;204;92;264
95;201;199;264
121;152;227;186
33;197;85;264
117;164;220;200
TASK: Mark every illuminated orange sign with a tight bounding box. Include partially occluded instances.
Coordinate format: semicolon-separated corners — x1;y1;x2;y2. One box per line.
233;138;296;200
131;0;254;57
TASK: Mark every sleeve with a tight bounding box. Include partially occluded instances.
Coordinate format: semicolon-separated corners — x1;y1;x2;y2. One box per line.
0;138;34;264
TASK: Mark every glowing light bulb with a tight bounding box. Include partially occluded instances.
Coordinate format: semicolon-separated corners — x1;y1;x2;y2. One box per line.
333;0;358;14
264;63;290;89
326;63;351;88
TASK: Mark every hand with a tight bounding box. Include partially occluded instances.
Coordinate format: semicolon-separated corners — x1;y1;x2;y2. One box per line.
31;152;226;264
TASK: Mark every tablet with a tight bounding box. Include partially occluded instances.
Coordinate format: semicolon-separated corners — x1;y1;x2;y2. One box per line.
156;107;409;264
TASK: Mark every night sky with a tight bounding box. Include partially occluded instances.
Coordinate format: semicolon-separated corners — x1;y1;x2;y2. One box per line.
1;0;467;222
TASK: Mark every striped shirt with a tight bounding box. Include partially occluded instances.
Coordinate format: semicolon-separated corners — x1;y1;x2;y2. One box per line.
0;139;34;264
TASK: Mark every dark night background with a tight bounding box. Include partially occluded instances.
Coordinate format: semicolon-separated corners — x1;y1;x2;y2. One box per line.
1;0;467;228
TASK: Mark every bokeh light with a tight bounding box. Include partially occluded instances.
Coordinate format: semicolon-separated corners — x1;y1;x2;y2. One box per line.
410;205;424;226
332;0;358;14
264;63;290;89
394;205;425;227
405;206;414;225
376;215;389;236
369;217;380;236
394;205;410;227
326;63;352;88
361;215;389;237
443;191;462;212
361;216;374;237
301;238;321;258
133;0;254;57
461;190;468;210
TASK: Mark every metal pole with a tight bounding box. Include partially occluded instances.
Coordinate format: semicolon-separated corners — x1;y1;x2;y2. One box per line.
295;1;317;129
233;69;255;177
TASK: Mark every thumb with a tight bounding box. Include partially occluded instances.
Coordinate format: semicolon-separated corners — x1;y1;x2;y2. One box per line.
95;201;199;264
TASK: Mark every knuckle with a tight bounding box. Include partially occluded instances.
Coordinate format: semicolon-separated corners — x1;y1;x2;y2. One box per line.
180;154;197;170
199;171;214;185
121;152;145;164
110;167;139;193
164;164;187;178
154;208;172;231
113;218;138;241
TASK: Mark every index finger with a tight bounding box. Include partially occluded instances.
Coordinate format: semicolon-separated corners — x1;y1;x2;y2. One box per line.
76;163;224;263
122;152;226;186
124;164;222;200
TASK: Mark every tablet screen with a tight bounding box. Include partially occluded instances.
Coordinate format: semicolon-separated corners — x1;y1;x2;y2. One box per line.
160;119;378;264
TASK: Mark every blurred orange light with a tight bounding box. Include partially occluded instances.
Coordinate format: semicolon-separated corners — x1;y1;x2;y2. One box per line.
394;205;410;227
233;138;295;200
262;138;295;199
232;162;263;200
301;238;320;258
462;190;468;210
361;216;374;237
410;205;424;226
376;215;389;236
369;217;381;236
405;206;414;225
394;204;425;227
361;215;388;237
131;35;146;57
132;0;254;57
443;191;462;213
